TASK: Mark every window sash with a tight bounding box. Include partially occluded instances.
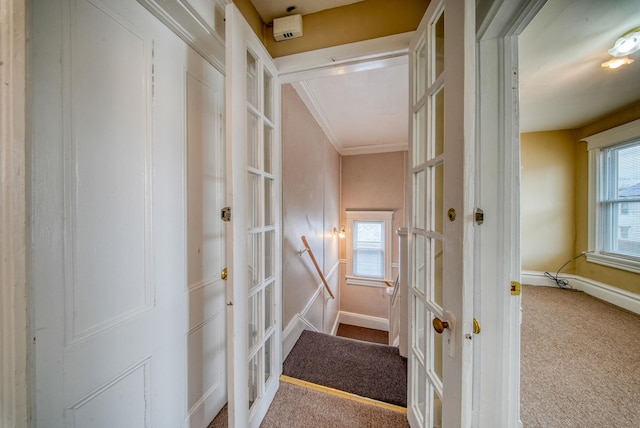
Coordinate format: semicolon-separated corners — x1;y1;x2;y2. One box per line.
345;211;393;286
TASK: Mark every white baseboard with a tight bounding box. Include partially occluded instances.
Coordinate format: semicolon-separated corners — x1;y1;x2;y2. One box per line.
521;271;640;315
338;311;389;332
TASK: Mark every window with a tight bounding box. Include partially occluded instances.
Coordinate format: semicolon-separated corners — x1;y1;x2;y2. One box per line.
585;119;640;273
345;210;393;287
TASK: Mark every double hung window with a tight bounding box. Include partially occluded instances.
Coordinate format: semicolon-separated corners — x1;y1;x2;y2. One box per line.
585;120;640;273
345;211;393;287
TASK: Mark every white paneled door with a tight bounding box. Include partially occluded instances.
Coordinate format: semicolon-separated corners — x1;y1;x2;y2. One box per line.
225;4;282;428
32;0;226;426
407;1;475;427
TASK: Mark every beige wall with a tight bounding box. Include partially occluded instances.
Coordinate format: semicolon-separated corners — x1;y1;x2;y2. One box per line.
340;151;407;319
573;102;640;294
282;84;341;332
521;131;577;272
235;0;428;59
521;101;640;294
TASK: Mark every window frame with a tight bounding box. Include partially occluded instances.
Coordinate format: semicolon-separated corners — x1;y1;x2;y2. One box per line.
345;210;394;287
585;119;640;274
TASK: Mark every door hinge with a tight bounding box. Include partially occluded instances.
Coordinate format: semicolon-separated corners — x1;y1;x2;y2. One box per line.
474;207;484;225
221;207;231;222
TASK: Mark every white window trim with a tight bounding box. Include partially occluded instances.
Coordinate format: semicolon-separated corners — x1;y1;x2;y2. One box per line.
584;119;640;274
345;210;394;287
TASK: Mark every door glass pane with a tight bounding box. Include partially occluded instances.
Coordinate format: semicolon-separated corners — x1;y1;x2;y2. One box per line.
265;177;274;226
248;351;259;410
264;124;273;174
434;12;445;80
433;163;444;233
248;233;261;288
434;238;444;308
414;104;426;166
432;315;443;380
247;50;258;108
264;335;273;384
415;296;426;359
264;281;274;330
248;291;260;349
414;170;426;229
432;389;443;428
434;88;444;157
248;172;260;229
247;112;259;169
264;69;273;121
414;233;426;295
264;230;274;280
414;358;426;422
414;37;427;102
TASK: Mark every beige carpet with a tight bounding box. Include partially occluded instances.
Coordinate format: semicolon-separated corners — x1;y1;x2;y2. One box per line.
521;285;640;427
208;379;408;427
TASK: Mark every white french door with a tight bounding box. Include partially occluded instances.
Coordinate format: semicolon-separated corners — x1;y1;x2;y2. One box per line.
407;1;475;427
225;4;282;428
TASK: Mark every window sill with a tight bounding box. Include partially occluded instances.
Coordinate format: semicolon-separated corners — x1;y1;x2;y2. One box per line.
345;276;389;288
586;252;640;275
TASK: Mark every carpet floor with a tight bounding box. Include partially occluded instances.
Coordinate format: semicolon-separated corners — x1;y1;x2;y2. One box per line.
521;285;640;427
208;379;409;428
283;330;407;407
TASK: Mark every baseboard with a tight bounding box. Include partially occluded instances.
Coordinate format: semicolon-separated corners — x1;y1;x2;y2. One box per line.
338;311;390;332
521;271;640;315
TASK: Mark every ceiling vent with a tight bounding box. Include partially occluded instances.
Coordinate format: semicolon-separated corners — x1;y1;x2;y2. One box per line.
273;14;303;41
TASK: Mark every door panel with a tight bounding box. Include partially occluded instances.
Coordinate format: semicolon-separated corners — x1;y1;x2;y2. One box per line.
33;1;227;426
225;4;282;428
185;49;227;425
408;1;474;426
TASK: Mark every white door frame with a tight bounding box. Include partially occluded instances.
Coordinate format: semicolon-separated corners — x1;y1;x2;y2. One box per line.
1;1;549;426
474;1;547;427
0;1;28;427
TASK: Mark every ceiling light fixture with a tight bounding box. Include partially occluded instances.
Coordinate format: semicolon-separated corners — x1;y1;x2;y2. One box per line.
601;56;634;69
608;27;640;57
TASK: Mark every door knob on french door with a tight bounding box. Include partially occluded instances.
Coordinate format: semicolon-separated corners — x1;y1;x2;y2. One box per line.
432;317;449;334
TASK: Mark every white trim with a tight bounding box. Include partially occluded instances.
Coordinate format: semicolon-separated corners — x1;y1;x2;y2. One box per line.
337;311;390;332
521;271;640;315
281;261;340;360
1;0;28;426
586;252;640;274
582;118;640;150
275;32;413;82
341;143;408;157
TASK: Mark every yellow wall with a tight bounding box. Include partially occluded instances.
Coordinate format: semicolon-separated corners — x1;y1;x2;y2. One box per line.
573;101;640;295
521;131;577;273
522;101;640;294
234;0;428;58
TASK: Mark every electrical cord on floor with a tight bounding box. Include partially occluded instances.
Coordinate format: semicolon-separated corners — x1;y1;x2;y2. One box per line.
544;251;593;290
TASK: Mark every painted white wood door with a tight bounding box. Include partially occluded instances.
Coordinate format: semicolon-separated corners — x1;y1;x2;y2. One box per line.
225;4;282;428
185;48;228;427
32;0;227;426
407;1;475;426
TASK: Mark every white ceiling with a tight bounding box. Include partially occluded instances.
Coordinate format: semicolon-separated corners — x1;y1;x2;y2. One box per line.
519;0;640;133
253;0;640;153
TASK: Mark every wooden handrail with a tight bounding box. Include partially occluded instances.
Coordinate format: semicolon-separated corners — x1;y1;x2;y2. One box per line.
300;236;335;299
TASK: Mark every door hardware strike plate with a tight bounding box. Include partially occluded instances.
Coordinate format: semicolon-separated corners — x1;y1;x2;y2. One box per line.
510;281;521;296
474;208;484;225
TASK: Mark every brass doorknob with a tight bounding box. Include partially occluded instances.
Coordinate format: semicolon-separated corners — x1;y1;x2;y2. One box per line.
432;317;449;334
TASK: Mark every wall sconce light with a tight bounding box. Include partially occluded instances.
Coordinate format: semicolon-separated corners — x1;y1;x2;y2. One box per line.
601;56;634;69
333;226;346;238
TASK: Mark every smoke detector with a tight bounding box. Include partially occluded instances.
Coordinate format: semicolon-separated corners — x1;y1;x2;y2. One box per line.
273;14;303;41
